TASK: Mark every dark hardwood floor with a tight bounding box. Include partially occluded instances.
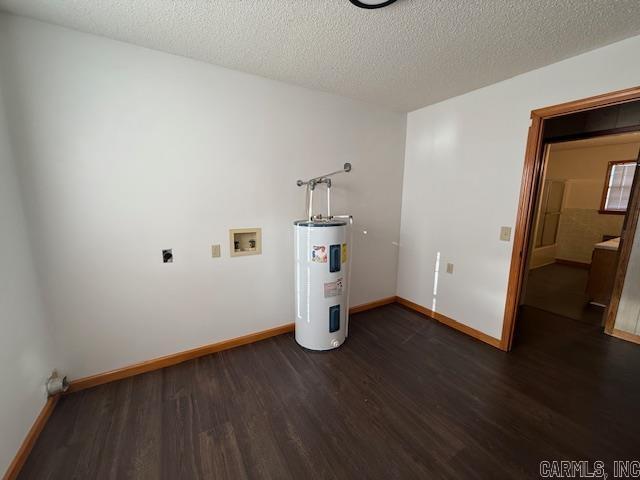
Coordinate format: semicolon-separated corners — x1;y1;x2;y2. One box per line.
19;304;640;479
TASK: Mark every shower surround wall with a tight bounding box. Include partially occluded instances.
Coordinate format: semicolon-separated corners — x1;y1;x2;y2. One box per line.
555;207;624;264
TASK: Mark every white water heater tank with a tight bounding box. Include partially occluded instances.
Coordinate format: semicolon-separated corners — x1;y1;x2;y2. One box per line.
294;219;349;350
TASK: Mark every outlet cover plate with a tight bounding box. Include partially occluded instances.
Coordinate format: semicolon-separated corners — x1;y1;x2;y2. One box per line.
500;226;512;242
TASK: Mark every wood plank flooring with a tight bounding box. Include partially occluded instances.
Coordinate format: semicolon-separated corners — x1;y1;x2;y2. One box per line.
19;304;640;479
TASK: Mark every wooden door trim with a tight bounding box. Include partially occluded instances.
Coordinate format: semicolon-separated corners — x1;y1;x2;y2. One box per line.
500;114;544;350
531;85;640;118
603;150;640;334
500;86;640;351
611;328;640;345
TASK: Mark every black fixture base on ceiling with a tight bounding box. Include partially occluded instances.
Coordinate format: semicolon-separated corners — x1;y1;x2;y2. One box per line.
349;0;398;9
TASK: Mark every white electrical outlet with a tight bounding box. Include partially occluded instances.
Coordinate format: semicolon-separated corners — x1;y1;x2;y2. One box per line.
446;263;454;274
500;226;512;242
211;244;221;258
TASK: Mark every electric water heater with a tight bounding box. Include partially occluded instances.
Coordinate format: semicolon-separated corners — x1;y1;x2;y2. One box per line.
294;163;352;351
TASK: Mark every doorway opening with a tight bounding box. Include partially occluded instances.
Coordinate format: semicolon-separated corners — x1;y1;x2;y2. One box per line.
501;87;640;350
520;133;640;335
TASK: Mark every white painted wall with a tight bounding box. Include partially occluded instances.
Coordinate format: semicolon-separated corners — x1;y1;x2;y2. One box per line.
398;34;640;340
0;79;56;474
0;14;406;379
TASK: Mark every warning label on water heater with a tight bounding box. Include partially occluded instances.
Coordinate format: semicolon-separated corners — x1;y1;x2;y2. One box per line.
312;245;327;263
324;278;344;298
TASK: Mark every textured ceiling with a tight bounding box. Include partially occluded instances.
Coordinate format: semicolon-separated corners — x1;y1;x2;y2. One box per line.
1;1;640;112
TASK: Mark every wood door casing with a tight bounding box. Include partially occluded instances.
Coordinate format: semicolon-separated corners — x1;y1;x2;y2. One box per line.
501;86;640;351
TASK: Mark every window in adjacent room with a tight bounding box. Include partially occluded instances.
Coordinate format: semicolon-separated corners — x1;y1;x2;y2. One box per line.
600;160;637;214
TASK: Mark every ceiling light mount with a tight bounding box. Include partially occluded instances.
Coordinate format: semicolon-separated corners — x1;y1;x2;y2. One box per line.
349;0;398;9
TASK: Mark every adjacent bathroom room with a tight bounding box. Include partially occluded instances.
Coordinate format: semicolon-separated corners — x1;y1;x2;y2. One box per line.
523;132;640;327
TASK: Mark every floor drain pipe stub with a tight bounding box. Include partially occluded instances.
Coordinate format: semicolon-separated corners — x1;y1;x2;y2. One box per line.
46;374;69;396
